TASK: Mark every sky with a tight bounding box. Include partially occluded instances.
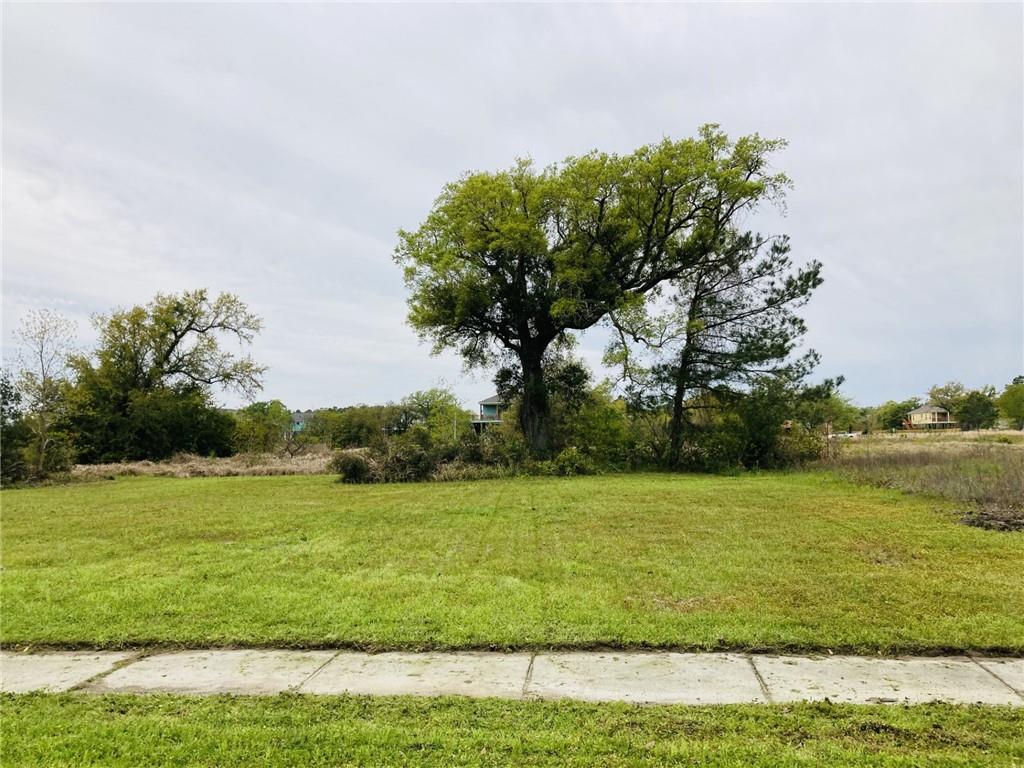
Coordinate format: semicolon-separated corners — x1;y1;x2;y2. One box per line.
3;2;1022;411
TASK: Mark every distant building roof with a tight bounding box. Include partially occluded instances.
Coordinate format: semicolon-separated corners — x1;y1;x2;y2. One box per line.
479;394;505;405
907;404;949;415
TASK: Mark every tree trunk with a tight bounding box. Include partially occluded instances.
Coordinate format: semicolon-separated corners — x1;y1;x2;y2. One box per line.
518;356;551;457
667;379;686;468
666;344;693;468
31;414;50;480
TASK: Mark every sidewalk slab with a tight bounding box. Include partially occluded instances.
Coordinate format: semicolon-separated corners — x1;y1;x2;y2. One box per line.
1;651;135;693
90;650;336;695
4;650;1022;705
526;652;765;704
752;655;1021;705
974;658;1024;698
300;652;530;698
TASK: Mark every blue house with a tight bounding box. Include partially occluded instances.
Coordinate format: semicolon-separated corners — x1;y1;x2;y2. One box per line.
290;410;314;432
472;395;506;434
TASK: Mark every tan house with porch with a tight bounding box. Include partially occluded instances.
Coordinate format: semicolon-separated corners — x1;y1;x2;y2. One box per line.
906;404;957;429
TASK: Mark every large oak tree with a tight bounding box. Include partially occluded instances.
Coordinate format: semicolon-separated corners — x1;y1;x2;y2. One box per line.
397;125;789;455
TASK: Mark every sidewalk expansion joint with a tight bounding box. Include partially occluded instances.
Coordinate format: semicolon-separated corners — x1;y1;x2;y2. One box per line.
520;652;536;699
71;651;145;693
294;649;344;692
745;654;773;703
966;652;1024;702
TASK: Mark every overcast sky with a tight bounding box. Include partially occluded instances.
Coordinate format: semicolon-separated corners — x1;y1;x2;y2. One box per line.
3;2;1021;410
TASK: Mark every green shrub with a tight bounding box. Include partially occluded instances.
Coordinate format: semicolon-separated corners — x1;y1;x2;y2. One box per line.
330;451;372;484
552;446;597;476
777;425;826;466
429;461;518;482
478;424;530;466
681;417;746;473
376;441;437;482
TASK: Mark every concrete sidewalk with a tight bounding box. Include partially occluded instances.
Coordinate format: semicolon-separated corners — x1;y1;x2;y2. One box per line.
2;650;1022;705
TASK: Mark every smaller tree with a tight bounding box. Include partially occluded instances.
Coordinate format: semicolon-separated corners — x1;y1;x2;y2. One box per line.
605;233;822;467
793;390;860;434
928;381;967;414
997;380;1024;429
399;388;474;446
15;309;76;478
729;377;835;469
873;398;921;430
66;290;264;462
956;389;999;430
315;405;404;448
122;387;234;460
233;401;292;453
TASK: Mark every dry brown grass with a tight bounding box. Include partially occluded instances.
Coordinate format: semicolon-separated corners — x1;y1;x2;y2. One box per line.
826;438;1024;531
71;447;334;479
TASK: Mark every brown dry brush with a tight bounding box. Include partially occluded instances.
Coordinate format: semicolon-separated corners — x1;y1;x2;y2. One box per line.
827;443;1024;531
71;446;334;479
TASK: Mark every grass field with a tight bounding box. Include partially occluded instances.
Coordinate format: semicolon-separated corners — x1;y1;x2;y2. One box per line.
828;438;1024;530
2;694;1022;767
3;473;1022;653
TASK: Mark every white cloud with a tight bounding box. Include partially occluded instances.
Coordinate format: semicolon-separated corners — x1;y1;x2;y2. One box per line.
2;2;1021;408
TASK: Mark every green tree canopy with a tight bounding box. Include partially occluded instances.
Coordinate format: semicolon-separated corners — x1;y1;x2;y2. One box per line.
604;230;822;465
399;388;473;446
873;398;921;430
997;380;1024;429
397;126;789;455
233;400;292;454
956;389;999;431
927;381;967;414
65;290;261;462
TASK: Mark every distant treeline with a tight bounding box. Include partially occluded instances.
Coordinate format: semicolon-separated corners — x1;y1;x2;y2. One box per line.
3;285;1021;486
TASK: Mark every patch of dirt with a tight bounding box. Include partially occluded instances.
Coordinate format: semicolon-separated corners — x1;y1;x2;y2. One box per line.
962;504;1024;532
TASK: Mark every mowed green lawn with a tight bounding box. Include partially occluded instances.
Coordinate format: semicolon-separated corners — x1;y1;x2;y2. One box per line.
2;473;1022;652
3;695;1022;767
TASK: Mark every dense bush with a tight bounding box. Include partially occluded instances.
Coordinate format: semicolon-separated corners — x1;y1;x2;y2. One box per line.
65;384;234;463
776;424;827;467
678;418;746;473
330;451;373;484
477;422;530;466
552;446;598;476
375;441;437;482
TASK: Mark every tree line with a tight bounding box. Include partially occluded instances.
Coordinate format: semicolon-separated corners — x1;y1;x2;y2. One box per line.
4;126;1021;484
2;286;1019;486
1;291;259;482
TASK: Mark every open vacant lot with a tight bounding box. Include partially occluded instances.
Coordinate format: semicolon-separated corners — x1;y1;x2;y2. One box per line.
3;473;1022;653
